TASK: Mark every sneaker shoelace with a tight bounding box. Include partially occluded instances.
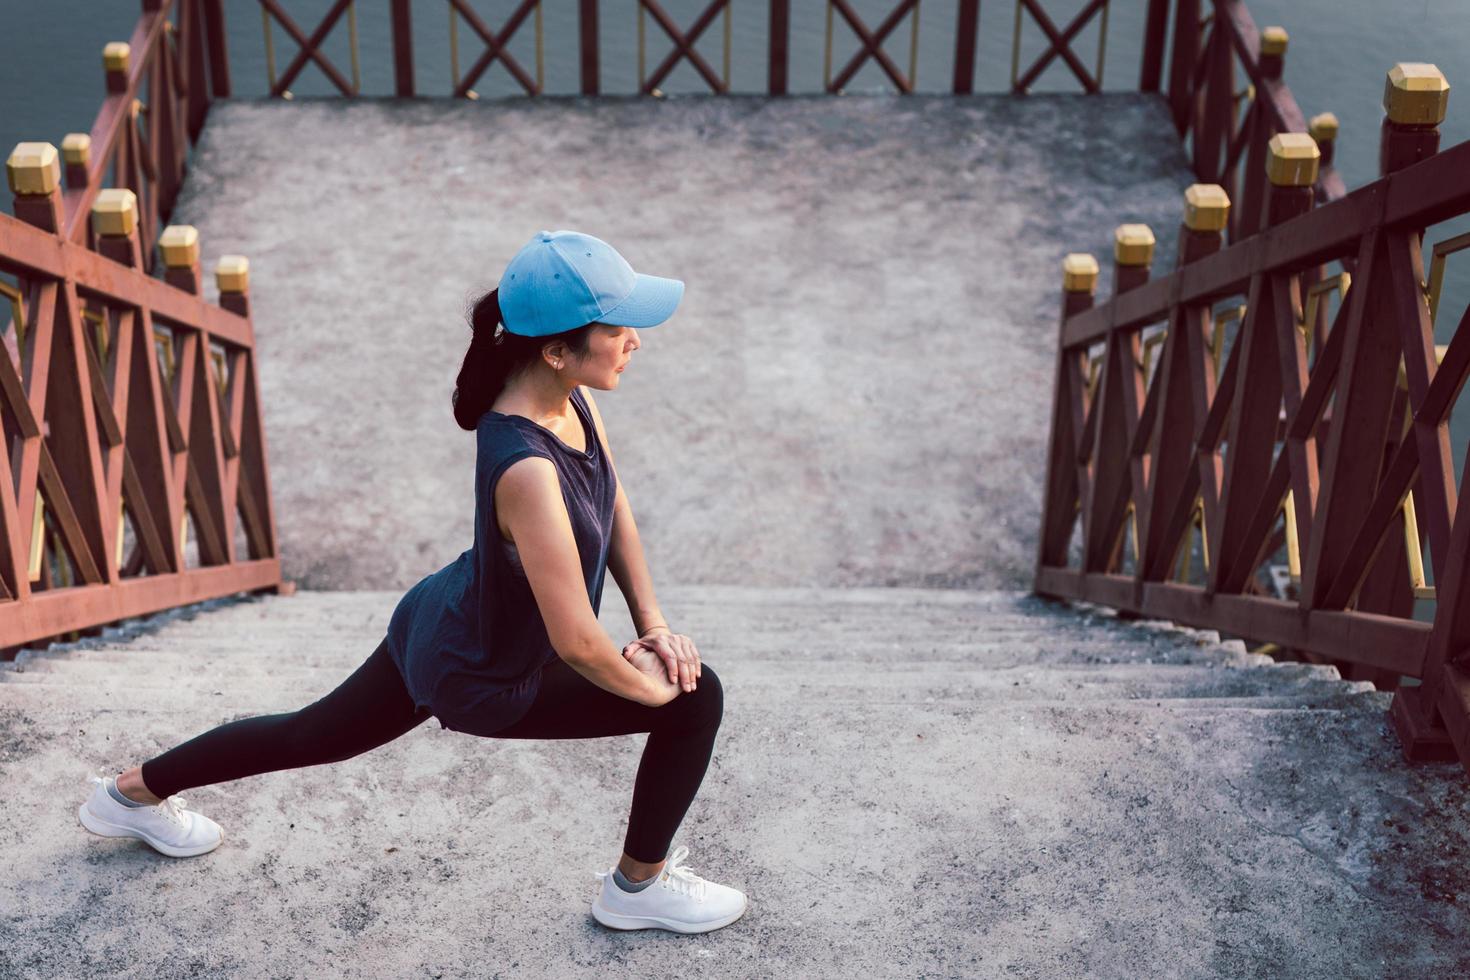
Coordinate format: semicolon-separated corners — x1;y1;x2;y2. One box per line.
156;795;190;828
657;845;707;902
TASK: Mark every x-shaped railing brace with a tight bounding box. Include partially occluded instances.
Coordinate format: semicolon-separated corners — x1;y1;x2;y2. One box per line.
1013;0;1106;94
640;0;729;95
453;0;541;96
260;0;357;97
828;0;917;94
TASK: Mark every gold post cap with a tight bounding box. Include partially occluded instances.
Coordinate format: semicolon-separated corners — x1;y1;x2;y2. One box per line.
1113;224;1156;266
1062;253;1100;292
1384;63;1450;125
1260;26;1289;56
5;141;60;195
159;225;200;268
91;188;138;236
60;133;91;165
1307;112;1339;142
1266;132;1320;186
103;42;131;73
1183;184;1231;231
216;255;250;293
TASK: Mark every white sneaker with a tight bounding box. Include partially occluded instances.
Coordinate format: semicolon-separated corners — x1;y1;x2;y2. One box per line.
591;845;748;934
77;775;223;858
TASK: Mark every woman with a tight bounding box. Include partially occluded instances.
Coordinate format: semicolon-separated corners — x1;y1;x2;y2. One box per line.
78;229;747;935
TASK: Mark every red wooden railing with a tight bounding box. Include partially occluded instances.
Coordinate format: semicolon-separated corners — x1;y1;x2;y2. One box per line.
1034;63;1470;771
0;145;282;653
53;0;231;273
1140;0;1346;241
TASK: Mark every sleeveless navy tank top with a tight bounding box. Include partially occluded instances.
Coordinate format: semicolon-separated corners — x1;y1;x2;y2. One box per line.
386;386;618;735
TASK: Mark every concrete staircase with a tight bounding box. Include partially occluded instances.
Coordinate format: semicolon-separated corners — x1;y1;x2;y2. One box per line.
5;587;1469;977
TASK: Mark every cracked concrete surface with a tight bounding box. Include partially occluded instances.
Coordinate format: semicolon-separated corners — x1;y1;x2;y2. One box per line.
5;589;1470;978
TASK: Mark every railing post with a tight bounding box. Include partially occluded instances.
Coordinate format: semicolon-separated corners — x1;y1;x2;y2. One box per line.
159;225;203;295
201;0;232;99
7;142;65;234
215;255;251;319
1209;133;1317;595
104;41;130;96
1139;184;1228;582
92;189;144;271
1036;254;1100;575
392;0;415;97
1379;63;1446;174
1082;226;1153;574
1166;0;1200;134
60;134;90;194
769;0;790;96
213;254;283;575
1139;0;1171;93
952;0;980;95
1382;64;1462;763
580;0;600;95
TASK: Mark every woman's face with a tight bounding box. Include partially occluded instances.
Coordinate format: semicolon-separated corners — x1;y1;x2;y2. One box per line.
575;322;641;388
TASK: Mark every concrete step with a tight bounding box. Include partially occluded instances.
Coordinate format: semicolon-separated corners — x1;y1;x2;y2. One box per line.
0;675;1384;718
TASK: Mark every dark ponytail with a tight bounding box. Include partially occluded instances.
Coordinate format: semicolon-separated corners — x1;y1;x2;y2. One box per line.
451;287;597;431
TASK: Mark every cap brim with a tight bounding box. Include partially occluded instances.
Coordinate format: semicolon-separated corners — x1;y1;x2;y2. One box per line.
598;273;684;328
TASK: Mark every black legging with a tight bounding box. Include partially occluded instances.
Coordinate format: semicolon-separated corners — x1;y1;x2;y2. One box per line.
139;637;724;863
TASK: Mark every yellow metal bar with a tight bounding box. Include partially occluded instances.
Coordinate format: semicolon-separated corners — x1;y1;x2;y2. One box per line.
348;0;360;94
1140;328;1166;378
1427;229;1470;325
1300;271;1350;355
1283;489;1301;583
1;278;29;349
1095;0;1109;88
1010;0;1022;91
154;327;175;382
824;1;834;92
1126;502;1139;570
82;306;107;361
1198;499;1210;573
262;5;279;95
29;499;44;582
908;0;921;89
449;2;459;91
1404;489;1430;598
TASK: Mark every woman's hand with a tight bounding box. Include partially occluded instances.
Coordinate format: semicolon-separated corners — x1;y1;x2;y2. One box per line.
621;638;681;707
625;629;702;694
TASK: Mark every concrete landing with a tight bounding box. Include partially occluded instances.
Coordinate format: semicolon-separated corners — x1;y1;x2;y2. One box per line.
4;589;1469;977
168;94;1193;590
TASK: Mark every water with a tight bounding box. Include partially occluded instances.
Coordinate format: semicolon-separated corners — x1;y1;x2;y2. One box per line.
2;0;1469;597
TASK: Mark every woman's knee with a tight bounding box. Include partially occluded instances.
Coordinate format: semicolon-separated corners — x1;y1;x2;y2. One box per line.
668;662;722;727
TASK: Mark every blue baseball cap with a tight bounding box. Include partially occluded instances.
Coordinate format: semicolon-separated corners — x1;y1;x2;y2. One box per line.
498;230;684;337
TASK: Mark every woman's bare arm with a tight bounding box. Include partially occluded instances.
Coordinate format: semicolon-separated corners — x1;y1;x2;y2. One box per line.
577;387;668;638
496;455;677;706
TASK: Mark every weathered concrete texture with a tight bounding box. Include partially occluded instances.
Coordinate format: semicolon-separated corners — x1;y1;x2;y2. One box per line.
4;589;1469;978
168;94;1192;590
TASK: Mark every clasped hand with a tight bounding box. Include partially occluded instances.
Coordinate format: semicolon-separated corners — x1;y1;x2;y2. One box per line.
620;630;702;697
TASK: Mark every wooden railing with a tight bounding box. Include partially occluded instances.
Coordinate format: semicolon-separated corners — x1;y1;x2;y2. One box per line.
0;145;281;653
1034;62;1470;772
46;0;230;273
1141;0;1346;242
